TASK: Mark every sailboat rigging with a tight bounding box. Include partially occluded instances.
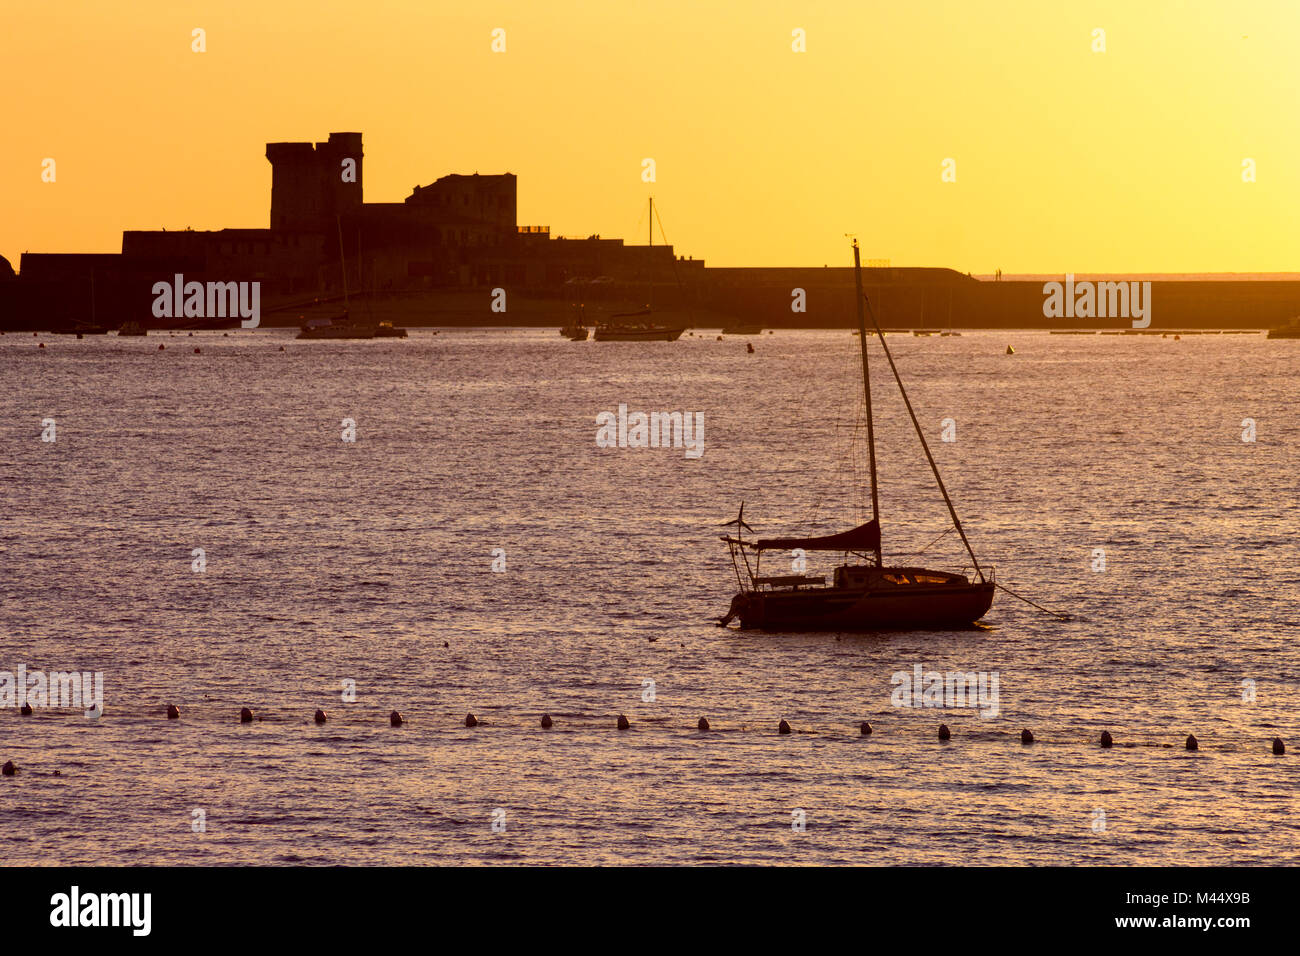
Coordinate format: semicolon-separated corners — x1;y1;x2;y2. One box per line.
297;216;378;339
592;197;687;342
716;238;995;631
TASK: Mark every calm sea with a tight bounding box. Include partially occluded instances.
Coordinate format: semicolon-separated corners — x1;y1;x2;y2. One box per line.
2;328;1297;865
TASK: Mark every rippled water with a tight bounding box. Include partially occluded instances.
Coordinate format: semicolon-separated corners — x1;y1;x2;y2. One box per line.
2;328;1297;865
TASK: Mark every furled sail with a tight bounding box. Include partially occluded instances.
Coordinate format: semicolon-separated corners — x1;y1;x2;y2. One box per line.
754;519;880;552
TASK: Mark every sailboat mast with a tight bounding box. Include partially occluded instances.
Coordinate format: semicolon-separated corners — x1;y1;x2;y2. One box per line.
852;240;883;567
336;215;350;312
648;196;653;246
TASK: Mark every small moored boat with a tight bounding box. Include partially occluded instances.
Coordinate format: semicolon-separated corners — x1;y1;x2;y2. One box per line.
593;309;684;341
296;313;376;339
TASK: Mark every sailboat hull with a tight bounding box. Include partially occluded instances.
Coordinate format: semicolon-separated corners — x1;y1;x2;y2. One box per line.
727;581;994;632
593;326;685;341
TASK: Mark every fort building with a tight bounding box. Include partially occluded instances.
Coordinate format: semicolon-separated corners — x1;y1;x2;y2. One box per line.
5;132;1295;331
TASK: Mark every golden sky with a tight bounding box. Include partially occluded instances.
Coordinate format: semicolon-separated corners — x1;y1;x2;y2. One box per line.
3;0;1297;272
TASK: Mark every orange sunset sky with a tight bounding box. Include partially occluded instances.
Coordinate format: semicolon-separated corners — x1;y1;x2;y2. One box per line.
3;0;1297;273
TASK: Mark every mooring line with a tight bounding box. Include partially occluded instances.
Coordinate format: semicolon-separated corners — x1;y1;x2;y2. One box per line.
995;582;1073;621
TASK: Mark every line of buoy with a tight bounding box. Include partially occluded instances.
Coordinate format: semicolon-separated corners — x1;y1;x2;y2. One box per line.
77;710;1279;755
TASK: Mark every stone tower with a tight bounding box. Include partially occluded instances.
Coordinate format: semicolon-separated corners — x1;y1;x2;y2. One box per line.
265;132;364;232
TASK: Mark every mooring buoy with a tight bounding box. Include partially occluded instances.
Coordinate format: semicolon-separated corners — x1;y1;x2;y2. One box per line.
166;704;180;720
617;714;630;730
1272;737;1285;755
698;717;710;731
239;707;253;723
20;703;33;716
390;711;404;727
778;719;792;735
540;714;553;729
465;713;478;727
859;721;872;736
1;761;14;776
314;709;327;724
1100;730;1113;748
1021;729;1034;744
1185;734;1199;751
938;723;951;740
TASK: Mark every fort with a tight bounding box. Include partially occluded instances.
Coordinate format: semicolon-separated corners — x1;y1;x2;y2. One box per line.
2;131;1298;331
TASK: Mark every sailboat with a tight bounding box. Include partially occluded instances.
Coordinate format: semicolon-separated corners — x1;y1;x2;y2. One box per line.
593;197;686;342
297;218;377;339
716;239;995;631
560;303;590;340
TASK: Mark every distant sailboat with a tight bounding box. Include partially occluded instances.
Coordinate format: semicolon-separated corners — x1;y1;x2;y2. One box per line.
593;197;686;342
560;303;590;340
298;218;377;339
717;239;995;632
